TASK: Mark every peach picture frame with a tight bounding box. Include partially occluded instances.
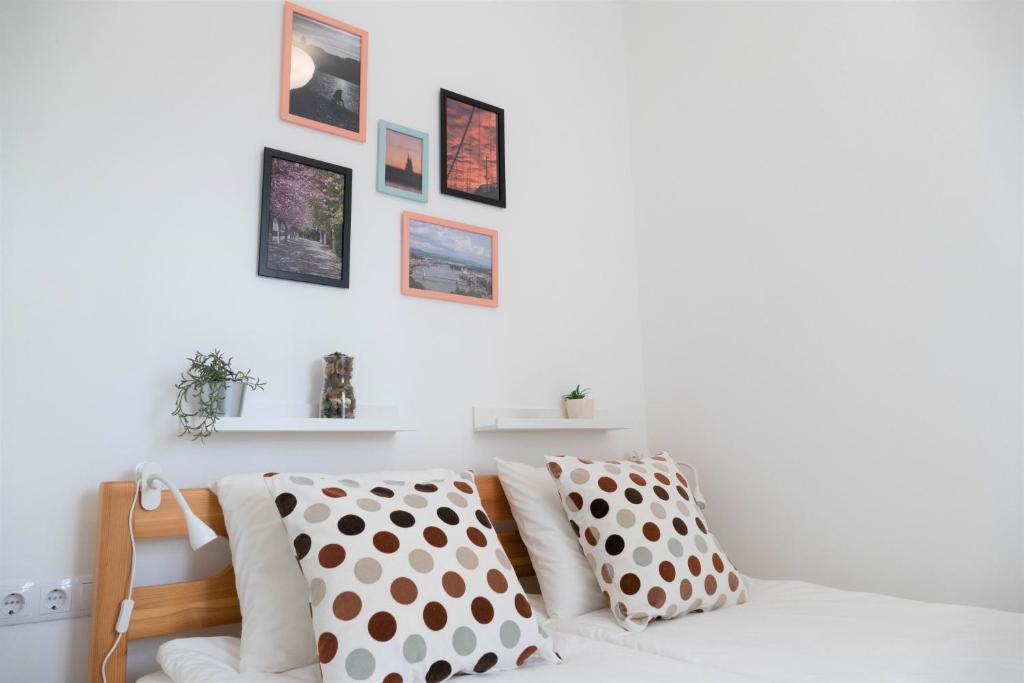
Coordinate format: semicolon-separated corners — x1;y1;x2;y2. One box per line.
280;2;368;142
401;211;499;308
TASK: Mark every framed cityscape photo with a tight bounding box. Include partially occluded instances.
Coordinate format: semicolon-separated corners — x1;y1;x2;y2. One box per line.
439;89;506;208
280;3;368;142
258;148;353;288
401;211;498;307
377;120;428;202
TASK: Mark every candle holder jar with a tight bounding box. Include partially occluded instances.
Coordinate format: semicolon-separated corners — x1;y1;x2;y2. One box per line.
320;352;355;419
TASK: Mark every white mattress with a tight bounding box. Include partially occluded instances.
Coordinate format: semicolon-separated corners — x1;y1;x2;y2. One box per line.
138;580;1024;683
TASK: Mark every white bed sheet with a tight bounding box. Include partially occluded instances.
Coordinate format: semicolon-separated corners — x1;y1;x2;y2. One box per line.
551;578;1024;682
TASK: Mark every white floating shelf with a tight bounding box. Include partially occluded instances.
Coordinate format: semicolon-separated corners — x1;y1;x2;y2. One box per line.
213;417;413;433
473;407;629;432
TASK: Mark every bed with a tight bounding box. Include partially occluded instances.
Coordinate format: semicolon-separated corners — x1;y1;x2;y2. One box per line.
89;477;1024;683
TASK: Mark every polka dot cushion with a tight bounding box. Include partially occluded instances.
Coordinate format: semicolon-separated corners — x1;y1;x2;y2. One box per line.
265;470;556;682
545;453;747;631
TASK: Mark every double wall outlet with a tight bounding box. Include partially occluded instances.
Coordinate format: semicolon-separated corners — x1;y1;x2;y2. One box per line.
0;576;93;626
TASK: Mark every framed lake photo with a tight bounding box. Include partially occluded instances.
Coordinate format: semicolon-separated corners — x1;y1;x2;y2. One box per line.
401;211;498;307
258;148;353;288
280;3;368;142
377;120;428;202
440;89;506;208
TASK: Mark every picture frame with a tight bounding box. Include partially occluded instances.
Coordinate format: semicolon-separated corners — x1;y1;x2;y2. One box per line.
280;2;369;142
258;147;353;288
439;89;506;208
401;211;499;308
377;120;429;203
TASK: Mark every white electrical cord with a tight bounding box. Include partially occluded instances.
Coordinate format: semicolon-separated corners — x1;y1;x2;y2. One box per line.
100;478;141;683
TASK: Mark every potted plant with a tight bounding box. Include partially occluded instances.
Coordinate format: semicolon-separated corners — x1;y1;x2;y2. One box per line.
172;350;265;441
563;384;594;419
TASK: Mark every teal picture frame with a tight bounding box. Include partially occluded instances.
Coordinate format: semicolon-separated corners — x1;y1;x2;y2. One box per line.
377;120;429;203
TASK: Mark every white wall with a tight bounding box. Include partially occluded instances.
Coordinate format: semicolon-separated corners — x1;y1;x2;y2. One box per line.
624;1;1024;611
0;2;647;680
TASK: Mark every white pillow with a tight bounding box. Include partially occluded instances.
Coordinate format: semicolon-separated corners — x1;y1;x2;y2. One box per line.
211;473;315;673
494;459;605;619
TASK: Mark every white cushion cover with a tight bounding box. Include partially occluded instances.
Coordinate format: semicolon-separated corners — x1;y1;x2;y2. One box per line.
494;459;605;618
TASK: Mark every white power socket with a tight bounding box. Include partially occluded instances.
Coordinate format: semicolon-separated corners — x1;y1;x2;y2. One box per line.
0;576;92;626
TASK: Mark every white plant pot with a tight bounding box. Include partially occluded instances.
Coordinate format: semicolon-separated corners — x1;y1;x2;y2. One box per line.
194;381;246;417
564;398;595;419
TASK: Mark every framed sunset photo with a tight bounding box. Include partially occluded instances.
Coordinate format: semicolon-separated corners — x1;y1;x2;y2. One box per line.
280;3;368;142
401;211;499;308
439;89;506;208
377;120;428;202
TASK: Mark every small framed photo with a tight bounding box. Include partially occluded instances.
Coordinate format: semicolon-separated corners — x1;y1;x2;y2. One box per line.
280;2;368;142
401;211;498;307
439;89;506;208
259;148;353;288
377;120;428;202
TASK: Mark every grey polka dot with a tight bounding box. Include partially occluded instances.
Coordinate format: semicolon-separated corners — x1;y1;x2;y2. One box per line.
676;500;691;517
403;634;427;663
384;479;406;485
354;557;382;583
459;471;474;480
738;590;748;604
303;503;330;523
447;492;468;508
452;626;477;655
667;538;684;557
664;604;679;618
357;498;381;512
653;462;670;472
496;547;512;570
404;494;428;509
616;509;636;528
340;479;360;487
570;468;590;484
499;620;521;648
650;502;666;519
632;547;653;567
309;578;326;606
289;475;314;486
694;535;708;553
603;464;622;474
409;549;434;573
712;594;727;610
457;546;478;570
345;648;375;680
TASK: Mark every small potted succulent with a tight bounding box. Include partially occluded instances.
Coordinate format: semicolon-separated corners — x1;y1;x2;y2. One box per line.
563;384;594;419
172;350;265;441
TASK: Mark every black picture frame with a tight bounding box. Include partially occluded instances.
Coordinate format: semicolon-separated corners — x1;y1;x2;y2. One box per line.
439;89;506;208
258;147;353;288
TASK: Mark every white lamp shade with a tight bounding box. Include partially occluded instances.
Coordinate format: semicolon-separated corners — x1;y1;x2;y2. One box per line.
183;509;218;550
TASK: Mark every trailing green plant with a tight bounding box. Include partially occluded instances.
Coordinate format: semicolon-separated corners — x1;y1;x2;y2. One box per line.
563;384;590;400
172;349;265;441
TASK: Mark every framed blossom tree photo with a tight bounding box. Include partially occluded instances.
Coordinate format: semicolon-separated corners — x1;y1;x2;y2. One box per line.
258;148;353;288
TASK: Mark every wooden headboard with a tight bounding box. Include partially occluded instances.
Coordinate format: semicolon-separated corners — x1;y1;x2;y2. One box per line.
89;474;530;683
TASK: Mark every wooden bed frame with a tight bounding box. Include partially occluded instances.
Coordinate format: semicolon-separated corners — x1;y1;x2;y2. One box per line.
89;475;531;683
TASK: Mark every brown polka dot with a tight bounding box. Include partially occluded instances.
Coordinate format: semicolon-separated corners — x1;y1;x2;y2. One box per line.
318;543;345;568
471;596;494;623
569;520;581;537
625;488;643;504
426;660;452;683
322;487;346;498
567;492;583;511
467;527;487;547
648;586;666;608
423;526;448;547
601;564;614;583
474;653;498;673
673;518;689;535
333;591;361;620
317;632;337;663
390;577;418;604
338;514;365;535
642;522;661;542
390;510;415;527
680;579;693;600
371;486;395;498
620;573;641;595
653;485;669;500
705;574;718;595
584;527;599;546
454;481;474;494
442;571;466;598
577;457;594;464
517;646;538;666
676;472;689;486
728;572;740;591
654;472;671;485
423;601;448;630
415;483;438;493
275;492;297;517
383;674;403;683
262;471;278;477
293;534;311;560
616;601;628;619
514;593;532;618
695;517;708;534
436;507;460;525
688;556;702;576
659;561;676;582
678;486;691;501
475;509;493;529
547;462;563;478
712;553;725;572
486;569;508;593
368;611;397;641
629;473;647;486
598;476;618;492
373;531;400;554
